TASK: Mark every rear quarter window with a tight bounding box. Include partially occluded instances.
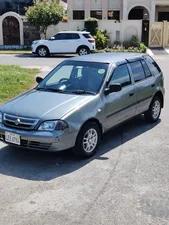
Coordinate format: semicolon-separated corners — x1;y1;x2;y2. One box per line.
82;33;92;39
144;55;161;76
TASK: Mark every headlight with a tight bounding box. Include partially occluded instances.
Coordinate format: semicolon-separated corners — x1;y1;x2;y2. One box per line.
32;41;39;45
38;120;68;131
0;112;2;123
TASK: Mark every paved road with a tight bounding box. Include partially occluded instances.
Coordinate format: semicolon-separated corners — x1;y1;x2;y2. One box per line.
0;54;169;225
0;54;73;71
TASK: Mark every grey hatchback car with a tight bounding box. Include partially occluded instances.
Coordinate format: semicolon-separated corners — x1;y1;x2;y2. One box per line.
0;53;164;157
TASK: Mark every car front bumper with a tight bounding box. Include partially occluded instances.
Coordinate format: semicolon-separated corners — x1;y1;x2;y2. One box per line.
31;44;37;54
0;123;78;152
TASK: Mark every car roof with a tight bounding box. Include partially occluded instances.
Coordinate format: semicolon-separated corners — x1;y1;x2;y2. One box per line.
68;53;147;64
57;31;89;34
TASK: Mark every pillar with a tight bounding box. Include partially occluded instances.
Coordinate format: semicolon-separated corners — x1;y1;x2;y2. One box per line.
102;0;108;20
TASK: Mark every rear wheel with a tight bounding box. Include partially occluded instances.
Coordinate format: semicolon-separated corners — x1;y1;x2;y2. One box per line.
73;122;101;157
78;47;90;56
37;46;49;57
144;96;162;123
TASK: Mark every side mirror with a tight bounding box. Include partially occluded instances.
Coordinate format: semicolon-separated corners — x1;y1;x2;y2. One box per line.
49;36;55;40
36;76;43;84
104;83;122;95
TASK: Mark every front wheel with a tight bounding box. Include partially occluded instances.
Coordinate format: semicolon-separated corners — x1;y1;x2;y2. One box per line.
73;122;101;158
37;46;49;57
144;96;162;123
78;47;90;56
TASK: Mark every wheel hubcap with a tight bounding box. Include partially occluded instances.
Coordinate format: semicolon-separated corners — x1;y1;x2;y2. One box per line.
83;128;98;153
79;49;88;55
39;48;47;56
152;100;161;119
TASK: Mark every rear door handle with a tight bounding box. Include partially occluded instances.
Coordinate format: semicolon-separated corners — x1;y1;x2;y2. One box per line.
151;84;155;87
129;93;134;97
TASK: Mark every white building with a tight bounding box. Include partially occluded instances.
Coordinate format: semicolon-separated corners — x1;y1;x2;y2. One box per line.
57;0;169;45
1;0;169;47
67;0;169;22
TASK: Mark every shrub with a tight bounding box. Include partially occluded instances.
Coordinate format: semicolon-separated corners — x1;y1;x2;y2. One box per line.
123;40;131;49
130;35;139;47
139;43;147;53
84;17;98;35
123;35;140;49
114;40;121;46
93;29;110;49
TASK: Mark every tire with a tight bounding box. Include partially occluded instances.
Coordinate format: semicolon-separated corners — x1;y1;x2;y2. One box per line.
37;46;49;57
73;122;101;158
78;47;90;56
144;96;162;123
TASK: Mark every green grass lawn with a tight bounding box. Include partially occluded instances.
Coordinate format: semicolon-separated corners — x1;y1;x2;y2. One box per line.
0;50;31;54
0;65;39;105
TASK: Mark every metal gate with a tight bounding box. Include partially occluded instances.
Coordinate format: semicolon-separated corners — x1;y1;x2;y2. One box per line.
149;21;169;47
2;16;20;45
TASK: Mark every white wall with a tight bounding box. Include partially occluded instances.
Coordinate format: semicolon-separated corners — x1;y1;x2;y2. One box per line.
73;0;84;10
127;0;151;12
108;0;121;10
90;0;102;10
121;20;142;42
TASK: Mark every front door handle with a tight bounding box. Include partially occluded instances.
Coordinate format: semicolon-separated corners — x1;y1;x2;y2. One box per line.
129;93;134;97
151;84;155;87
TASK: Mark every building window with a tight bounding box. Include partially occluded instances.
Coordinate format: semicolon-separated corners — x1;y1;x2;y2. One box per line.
73;10;84;20
90;10;102;20
158;12;169;22
108;10;120;20
0;0;33;16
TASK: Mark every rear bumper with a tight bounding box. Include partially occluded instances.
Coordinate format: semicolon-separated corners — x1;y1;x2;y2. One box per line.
0;123;78;152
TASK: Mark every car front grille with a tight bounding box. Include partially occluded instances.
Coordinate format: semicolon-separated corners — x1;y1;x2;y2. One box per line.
21;140;52;150
1;135;51;151
3;114;39;130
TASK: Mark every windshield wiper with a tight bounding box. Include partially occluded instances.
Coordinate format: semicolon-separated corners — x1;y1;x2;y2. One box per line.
36;87;65;93
36;87;46;91
72;90;95;95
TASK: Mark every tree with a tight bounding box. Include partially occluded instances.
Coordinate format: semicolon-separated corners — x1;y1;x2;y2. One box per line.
26;0;64;39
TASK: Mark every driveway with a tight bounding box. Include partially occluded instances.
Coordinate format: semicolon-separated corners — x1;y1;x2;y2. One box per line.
0;54;169;225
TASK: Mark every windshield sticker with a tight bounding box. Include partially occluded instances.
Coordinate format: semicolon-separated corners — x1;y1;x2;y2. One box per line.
98;69;105;74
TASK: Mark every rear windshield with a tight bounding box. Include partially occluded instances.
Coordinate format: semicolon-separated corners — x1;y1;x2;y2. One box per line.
83;33;92;39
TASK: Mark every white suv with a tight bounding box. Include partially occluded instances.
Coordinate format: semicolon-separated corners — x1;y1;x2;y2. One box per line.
31;31;96;57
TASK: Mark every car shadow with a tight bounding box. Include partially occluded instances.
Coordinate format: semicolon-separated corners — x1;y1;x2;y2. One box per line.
0;116;161;181
15;54;74;59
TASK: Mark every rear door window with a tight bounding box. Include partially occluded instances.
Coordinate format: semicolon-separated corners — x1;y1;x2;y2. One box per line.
144;55;161;76
55;33;68;40
129;61;146;83
71;33;80;39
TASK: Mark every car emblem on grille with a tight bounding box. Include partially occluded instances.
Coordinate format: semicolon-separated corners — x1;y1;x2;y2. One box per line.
15;118;21;125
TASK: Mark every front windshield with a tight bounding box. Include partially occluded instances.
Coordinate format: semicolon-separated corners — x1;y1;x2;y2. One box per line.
37;60;108;94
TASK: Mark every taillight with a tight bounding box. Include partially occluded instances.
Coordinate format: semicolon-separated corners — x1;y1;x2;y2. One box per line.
88;39;95;43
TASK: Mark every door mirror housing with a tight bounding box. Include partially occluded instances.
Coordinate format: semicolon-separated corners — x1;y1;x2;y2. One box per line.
36;76;43;84
104;83;122;95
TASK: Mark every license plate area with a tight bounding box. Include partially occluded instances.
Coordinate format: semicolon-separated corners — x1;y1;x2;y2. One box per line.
5;132;21;145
